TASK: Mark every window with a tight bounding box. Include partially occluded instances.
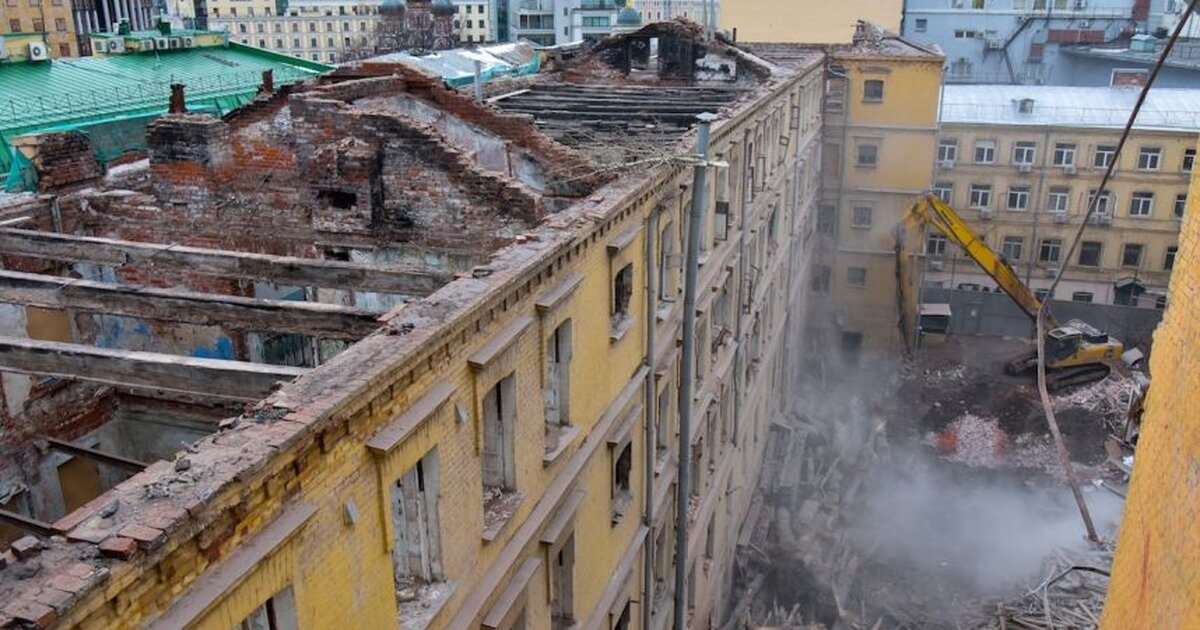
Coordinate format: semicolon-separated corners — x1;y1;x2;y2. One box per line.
1093;144;1116;169
811;265;830;293
1138;147;1162;171
1088;189;1114;215
612;440;632;519
239;23;247;33
236;588;298;630
1078;241;1102;267
326;37;334;46
1001;236;1024;262
31;18;42;30
482;373;518;531
57;43;69;56
847;267;867;287
1071;292;1094;303
863;79;884;102
1130;192;1155;217
1034;288;1053;301
550;534;575;628
310;37;318;47
933;182;954;204
1122;244;1143;268
1176;193;1187;219
851;205;873;228
969;184;992;209
1165;246;1178;270
612;263;633;332
926;233;947;257
1047;187;1070;213
915;18;928;31
8;19;20;31
658;221;677;303
544;319;572;445
54;17;65;31
1039;238;1062;263
256;22;264;32
1013;141;1037;165
1184;149;1196;172
1053;143;1076;167
392;451;443;585
954;29;978;38
937;139;958;163
974;140;996;164
1007;186;1030;211
293;37;300;47
856;143;879;167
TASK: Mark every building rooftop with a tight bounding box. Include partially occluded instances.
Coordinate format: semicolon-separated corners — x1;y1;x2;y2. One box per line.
940;84;1200;131
0;44;331;181
1060;40;1200;72
366;42;541;87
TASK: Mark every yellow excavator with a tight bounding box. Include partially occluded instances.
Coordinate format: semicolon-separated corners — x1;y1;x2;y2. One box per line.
902;193;1124;389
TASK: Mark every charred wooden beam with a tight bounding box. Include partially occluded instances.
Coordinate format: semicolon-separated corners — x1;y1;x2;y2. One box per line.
0;269;383;339
0;228;449;295
0;336;307;400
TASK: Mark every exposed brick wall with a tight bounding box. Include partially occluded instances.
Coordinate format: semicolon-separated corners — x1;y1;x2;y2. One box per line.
13;132;101;193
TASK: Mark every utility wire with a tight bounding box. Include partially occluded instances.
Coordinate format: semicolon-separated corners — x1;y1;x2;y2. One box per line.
1035;0;1199;544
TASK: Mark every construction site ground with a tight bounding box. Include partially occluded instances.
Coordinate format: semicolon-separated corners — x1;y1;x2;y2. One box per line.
732;335;1133;630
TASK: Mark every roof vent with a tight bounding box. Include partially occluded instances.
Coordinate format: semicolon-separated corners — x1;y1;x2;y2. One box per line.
117;18;131;36
1017;98;1035;114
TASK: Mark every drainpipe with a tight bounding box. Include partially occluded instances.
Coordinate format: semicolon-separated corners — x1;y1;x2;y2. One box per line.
674;112;715;630
731;130;751;438
642;208;658;630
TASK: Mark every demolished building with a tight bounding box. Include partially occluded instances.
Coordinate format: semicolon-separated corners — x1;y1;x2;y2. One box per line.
0;20;828;629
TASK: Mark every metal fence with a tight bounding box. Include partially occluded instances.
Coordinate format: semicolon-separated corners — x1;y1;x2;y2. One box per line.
921;287;1163;351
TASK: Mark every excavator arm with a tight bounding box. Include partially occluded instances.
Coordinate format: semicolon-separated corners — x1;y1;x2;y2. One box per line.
905;193;1053;326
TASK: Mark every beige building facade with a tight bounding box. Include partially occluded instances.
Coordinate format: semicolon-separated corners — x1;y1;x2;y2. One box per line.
454;0;490;42
0;0;79;59
721;0;901;44
927;85;1199;308
209;4;381;63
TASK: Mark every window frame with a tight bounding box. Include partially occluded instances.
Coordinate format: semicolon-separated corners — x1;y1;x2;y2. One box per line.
1012;141;1037;166
1137;146;1162;171
1077;241;1102;267
1129;191;1155;218
1007;186;1030;211
969;183;993;210
1052;142;1076;167
974;139;997;164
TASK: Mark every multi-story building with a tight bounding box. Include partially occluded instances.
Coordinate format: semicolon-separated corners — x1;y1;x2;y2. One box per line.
901;0;1148;85
207;1;382;63
1102;127;1200;629
70;0;194;55
925;84;1200;307
748;24;943;356
0;0;80;59
453;0;491;42
722;0;902;44
0;23;825;629
632;0;717;26
500;0;642;46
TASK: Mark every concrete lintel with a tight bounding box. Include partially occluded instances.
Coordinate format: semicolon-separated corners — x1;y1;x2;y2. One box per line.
0;228;449;295
0;269;384;339
0;336;307;400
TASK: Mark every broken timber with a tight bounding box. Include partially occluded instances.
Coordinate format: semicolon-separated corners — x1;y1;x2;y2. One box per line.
0;269;383;339
0;336;307;400
0;228;449;295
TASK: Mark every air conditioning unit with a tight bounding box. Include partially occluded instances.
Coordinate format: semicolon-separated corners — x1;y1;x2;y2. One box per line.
928;259;944;271
0;39;8;60
139;39;155;51
1053;213;1068;223
1018;163;1033;174
27;42;49;61
939;159;956;170
1045;266;1060;278
155;37;169;50
169;37;182;49
106;38;126;53
1063;164;1076;175
182;36;195;47
980;208;994;220
1073;0;1087;9
985;38;1004;50
1088;214;1112;226
1079;19;1092;28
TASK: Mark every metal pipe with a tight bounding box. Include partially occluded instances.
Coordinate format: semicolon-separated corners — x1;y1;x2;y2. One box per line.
642;206;659;630
674;111;715;630
473;59;484;103
731;128;750;443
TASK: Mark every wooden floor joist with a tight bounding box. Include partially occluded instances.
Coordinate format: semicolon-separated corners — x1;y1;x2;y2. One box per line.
0;336;308;400
0;269;384;339
0;228;450;296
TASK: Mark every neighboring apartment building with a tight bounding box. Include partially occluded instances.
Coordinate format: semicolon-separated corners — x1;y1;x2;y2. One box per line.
752;24;944;356
926;85;1200;307
722;0;902;44
901;0;1147;85
0;0;80;59
0;23;825;630
208;0;383;63
1102;129;1200;629
501;0;634;46
633;0;717;26
454;0;491;42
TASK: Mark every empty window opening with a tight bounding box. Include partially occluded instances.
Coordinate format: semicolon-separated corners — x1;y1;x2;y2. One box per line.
550;534;575;628
544;319;573;455
612;263;634;332
236;587;298;630
482;373;519;533
392;450;443;592
612;440;633;521
1078;241;1103;267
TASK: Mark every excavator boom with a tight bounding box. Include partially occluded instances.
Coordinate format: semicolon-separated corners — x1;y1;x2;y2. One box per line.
905;193;1053;326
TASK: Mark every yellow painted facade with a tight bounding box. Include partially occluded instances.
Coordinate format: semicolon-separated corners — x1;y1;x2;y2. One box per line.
1102;136;1200;629
211;10;381;64
927;123;1190;306
0;0;79;59
49;51;825;630
719;0;902;44
812;37;943;355
456;1;490;43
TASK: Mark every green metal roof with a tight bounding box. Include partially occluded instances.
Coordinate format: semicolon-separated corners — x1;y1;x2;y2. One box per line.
89;28;224;40
0;43;332;183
